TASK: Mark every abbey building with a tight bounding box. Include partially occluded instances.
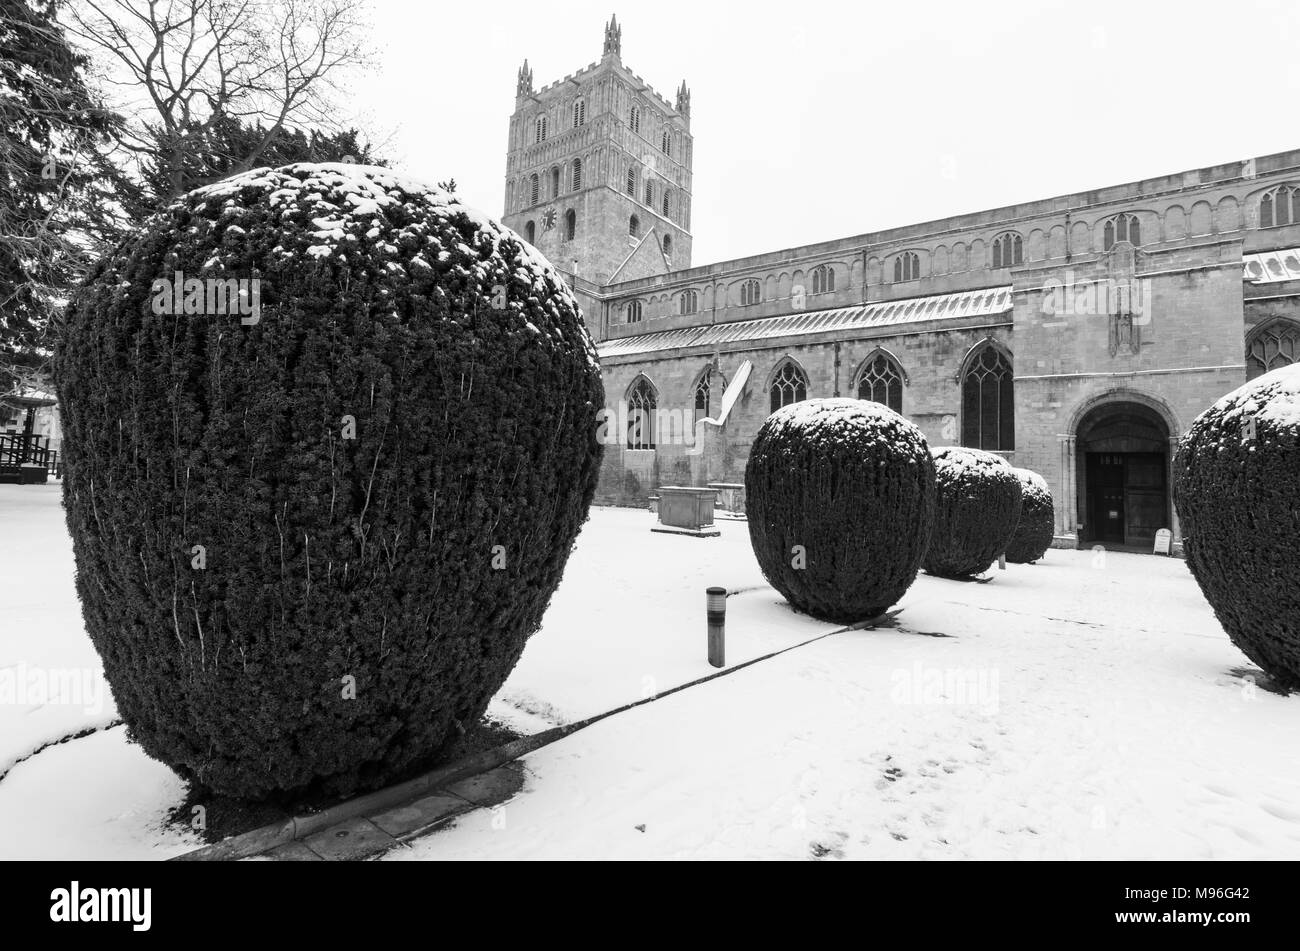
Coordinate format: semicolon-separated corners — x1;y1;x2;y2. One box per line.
504;17;1300;550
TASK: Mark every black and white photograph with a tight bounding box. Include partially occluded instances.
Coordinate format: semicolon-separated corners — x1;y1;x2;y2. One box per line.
0;0;1296;925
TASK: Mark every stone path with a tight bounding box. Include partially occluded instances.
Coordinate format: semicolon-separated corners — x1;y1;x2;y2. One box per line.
260;763;526;861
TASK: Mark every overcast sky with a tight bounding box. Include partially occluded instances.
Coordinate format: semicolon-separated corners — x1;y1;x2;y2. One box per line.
353;0;1299;266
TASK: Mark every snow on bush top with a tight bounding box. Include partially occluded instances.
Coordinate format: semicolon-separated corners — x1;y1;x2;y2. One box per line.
763;397;929;459
1200;362;1300;437
1012;467;1050;495
931;445;1012;479
177;162;598;369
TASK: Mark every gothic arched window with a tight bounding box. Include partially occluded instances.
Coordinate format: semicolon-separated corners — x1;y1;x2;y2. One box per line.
811;265;835;294
564;209;576;242
571;158;582;191
694;370;711;418
770;360;808;413
740;279;762;306
662;190;671;218
1103;213;1141;251
626;376;656;449
529;173;539;206
993;232;1023;269
629;214;640;238
551;167;561;198
644;179;654;206
893;251;920;282
524;220;535;244
535;115;548;143
629;105;641;134
573;98;586;127
679;289;698;315
662;235;672;257
1247;320;1300;379
1259;185;1299;228
625;300;643;323
960;344;1015;451
662;131;671;155
626;166;636;196
856;352;904;414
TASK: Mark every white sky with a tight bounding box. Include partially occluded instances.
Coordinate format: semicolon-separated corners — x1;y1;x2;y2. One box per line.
349;0;1300;267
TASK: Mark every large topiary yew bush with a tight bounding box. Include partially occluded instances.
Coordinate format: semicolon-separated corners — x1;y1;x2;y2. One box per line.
922;447;1023;578
745;398;936;624
54;164;604;798
1174;364;1300;686
1006;468;1055;564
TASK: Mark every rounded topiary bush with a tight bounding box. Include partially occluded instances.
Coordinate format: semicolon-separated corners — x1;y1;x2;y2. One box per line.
1006;468;1055;564
54;164;604;798
1174;364;1300;686
922;447;1023;578
745;398;936;624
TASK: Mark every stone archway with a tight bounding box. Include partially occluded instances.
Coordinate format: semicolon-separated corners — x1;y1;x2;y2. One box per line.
1069;397;1176;548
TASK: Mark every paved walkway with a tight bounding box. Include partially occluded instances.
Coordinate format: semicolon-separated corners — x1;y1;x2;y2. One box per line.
261;763;525;860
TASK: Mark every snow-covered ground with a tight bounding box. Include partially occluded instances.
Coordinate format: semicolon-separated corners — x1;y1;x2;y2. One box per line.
3;483;1297;860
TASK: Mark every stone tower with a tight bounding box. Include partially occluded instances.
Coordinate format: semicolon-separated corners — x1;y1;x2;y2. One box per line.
502;16;693;291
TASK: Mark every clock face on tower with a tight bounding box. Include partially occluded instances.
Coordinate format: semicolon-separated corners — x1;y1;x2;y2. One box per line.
541;208;557;232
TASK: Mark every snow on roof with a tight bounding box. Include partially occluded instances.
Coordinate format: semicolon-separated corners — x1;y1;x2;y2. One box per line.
598;287;1013;359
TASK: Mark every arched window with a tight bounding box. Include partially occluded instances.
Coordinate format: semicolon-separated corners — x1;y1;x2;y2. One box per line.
629;105;641;134
629;215;640;238
571;158;582;191
625;300;643;323
573;98;586;127
662;235;672;257
1259;185;1299;228
856;352;904;414
662;190;671;217
535;115;548;143
1103;213;1141;251
626;377;656;449
551;167;561;198
626;166;636;196
770;360;808;413
529;173;539;206
893;251;920;282
694;369;711;419
1246;319;1300;379
524;221;535;244
811;265;835;294
564;209;576;242
960;344;1014;451
644;179;654;206
993;232;1023;269
740;279;762;306
661;130;671;155
679;289;699;315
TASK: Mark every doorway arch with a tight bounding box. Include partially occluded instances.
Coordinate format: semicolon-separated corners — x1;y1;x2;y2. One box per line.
1072;396;1175;547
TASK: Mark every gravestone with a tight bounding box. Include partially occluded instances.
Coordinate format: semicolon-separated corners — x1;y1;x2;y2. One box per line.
1153;528;1173;556
652;486;720;537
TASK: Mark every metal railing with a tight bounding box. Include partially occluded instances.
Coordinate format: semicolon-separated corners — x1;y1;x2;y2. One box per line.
0;432;61;477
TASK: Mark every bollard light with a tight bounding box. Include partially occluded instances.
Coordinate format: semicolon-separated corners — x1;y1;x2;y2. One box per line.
706;586;726;668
